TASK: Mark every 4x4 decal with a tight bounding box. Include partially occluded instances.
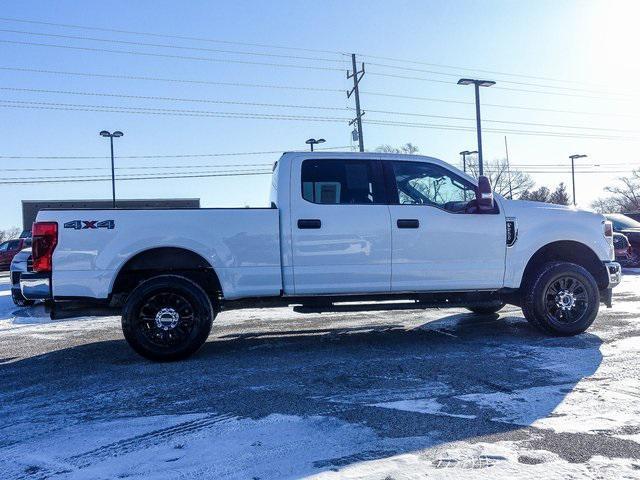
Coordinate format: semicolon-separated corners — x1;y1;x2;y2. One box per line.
506;217;518;247
64;220;115;230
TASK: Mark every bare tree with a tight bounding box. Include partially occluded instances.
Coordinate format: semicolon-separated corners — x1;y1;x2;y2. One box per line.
465;157;535;199
0;227;21;243
591;197;622;214
375;143;420;154
592;170;640;213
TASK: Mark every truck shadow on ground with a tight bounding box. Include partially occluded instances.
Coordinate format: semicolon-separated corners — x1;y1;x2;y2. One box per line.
1;312;606;476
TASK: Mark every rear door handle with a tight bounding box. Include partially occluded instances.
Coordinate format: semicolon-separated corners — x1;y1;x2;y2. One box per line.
297;219;322;229
397;219;419;229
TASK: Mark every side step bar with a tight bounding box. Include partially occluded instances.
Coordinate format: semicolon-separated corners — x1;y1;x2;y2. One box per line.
293;299;505;314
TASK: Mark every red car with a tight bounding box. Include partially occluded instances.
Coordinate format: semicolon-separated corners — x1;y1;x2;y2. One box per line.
0;238;28;271
613;232;636;267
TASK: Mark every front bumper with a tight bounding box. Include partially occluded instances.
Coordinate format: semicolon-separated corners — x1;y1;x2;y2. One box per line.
601;262;622;308
20;272;52;301
605;261;622;288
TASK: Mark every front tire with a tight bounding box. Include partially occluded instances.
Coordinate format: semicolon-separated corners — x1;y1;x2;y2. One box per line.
522;262;599;336
12;289;35;307
122;275;215;361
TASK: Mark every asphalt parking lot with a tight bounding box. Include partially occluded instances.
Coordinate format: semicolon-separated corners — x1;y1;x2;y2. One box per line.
1;271;640;479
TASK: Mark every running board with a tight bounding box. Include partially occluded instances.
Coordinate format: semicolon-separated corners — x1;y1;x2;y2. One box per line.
293;299;504;314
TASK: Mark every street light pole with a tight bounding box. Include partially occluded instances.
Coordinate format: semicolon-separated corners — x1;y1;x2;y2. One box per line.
305;138;325;152
109;135;115;208
474;83;483;176
99;130;124;208
459;150;478;174
569;154;587;206
457;79;496;177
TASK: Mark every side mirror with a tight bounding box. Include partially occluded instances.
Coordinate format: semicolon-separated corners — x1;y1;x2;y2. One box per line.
476;175;494;212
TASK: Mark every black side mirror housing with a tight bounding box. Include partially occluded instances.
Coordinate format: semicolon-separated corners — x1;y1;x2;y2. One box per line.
476;175;495;212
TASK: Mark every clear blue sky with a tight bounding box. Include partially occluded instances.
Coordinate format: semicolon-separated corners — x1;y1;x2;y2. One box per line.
1;0;638;229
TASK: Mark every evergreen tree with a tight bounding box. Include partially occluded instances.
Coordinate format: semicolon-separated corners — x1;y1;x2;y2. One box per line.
549;182;570;205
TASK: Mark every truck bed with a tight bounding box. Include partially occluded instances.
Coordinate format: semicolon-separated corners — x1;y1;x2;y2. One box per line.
36;208;281;300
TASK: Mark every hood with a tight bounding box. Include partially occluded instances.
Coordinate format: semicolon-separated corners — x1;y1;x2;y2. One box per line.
501;198;606;231
620;229;640;243
501;198;590;216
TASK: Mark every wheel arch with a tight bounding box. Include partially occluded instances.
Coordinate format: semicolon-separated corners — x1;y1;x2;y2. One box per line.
520;240;608;290
110;246;222;303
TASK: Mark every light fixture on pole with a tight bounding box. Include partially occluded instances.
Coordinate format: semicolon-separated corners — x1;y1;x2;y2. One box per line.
459;150;478;173
569;154;587;206
457;78;495;176
99;130;124;208
305;138;325;152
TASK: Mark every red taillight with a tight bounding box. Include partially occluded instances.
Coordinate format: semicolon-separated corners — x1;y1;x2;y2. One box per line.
604;221;613;238
32;222;58;273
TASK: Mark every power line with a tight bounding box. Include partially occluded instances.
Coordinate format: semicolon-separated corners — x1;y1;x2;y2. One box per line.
366;70;635;101
0;16;343;55
0;16;613;90
0;168;272;181
363;119;640;142
0;170;274;185
5;28;617;95
365;61;632;97
0;66;343;93
359;54;615;89
3;37;633;101
0;99;351;122
3;66;634;119
0;87;351;113
16;82;627;133
0;28;345;64
0;39;344;72
0;145;352;160
1;168;634;186
2;100;638;142
8;39;620;101
361;90;640;118
2;163;273;172
4;97;636;136
363;107;639;134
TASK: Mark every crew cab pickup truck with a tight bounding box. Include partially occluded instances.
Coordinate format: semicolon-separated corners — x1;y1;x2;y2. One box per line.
21;152;622;361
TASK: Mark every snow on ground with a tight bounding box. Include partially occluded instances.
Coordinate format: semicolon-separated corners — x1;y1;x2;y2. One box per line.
1;272;640;479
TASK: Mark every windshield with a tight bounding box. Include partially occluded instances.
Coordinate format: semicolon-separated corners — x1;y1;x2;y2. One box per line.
606;213;640;230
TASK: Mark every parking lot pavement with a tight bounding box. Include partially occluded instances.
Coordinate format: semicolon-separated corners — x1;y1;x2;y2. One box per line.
1;274;640;479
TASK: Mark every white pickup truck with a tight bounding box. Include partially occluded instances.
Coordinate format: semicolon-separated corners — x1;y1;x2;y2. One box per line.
22;152;622;360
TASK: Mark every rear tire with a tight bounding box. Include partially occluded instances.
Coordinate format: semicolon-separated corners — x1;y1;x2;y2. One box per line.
521;261;599;336
121;275;215;361
466;302;505;315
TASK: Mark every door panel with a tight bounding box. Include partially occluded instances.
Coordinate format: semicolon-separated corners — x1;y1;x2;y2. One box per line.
290;157;392;295
387;160;506;291
389;205;505;290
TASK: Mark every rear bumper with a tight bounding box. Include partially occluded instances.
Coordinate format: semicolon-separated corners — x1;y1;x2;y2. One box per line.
20;272;52;301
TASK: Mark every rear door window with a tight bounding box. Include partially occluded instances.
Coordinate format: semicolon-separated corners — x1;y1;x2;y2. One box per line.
301;159;384;205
